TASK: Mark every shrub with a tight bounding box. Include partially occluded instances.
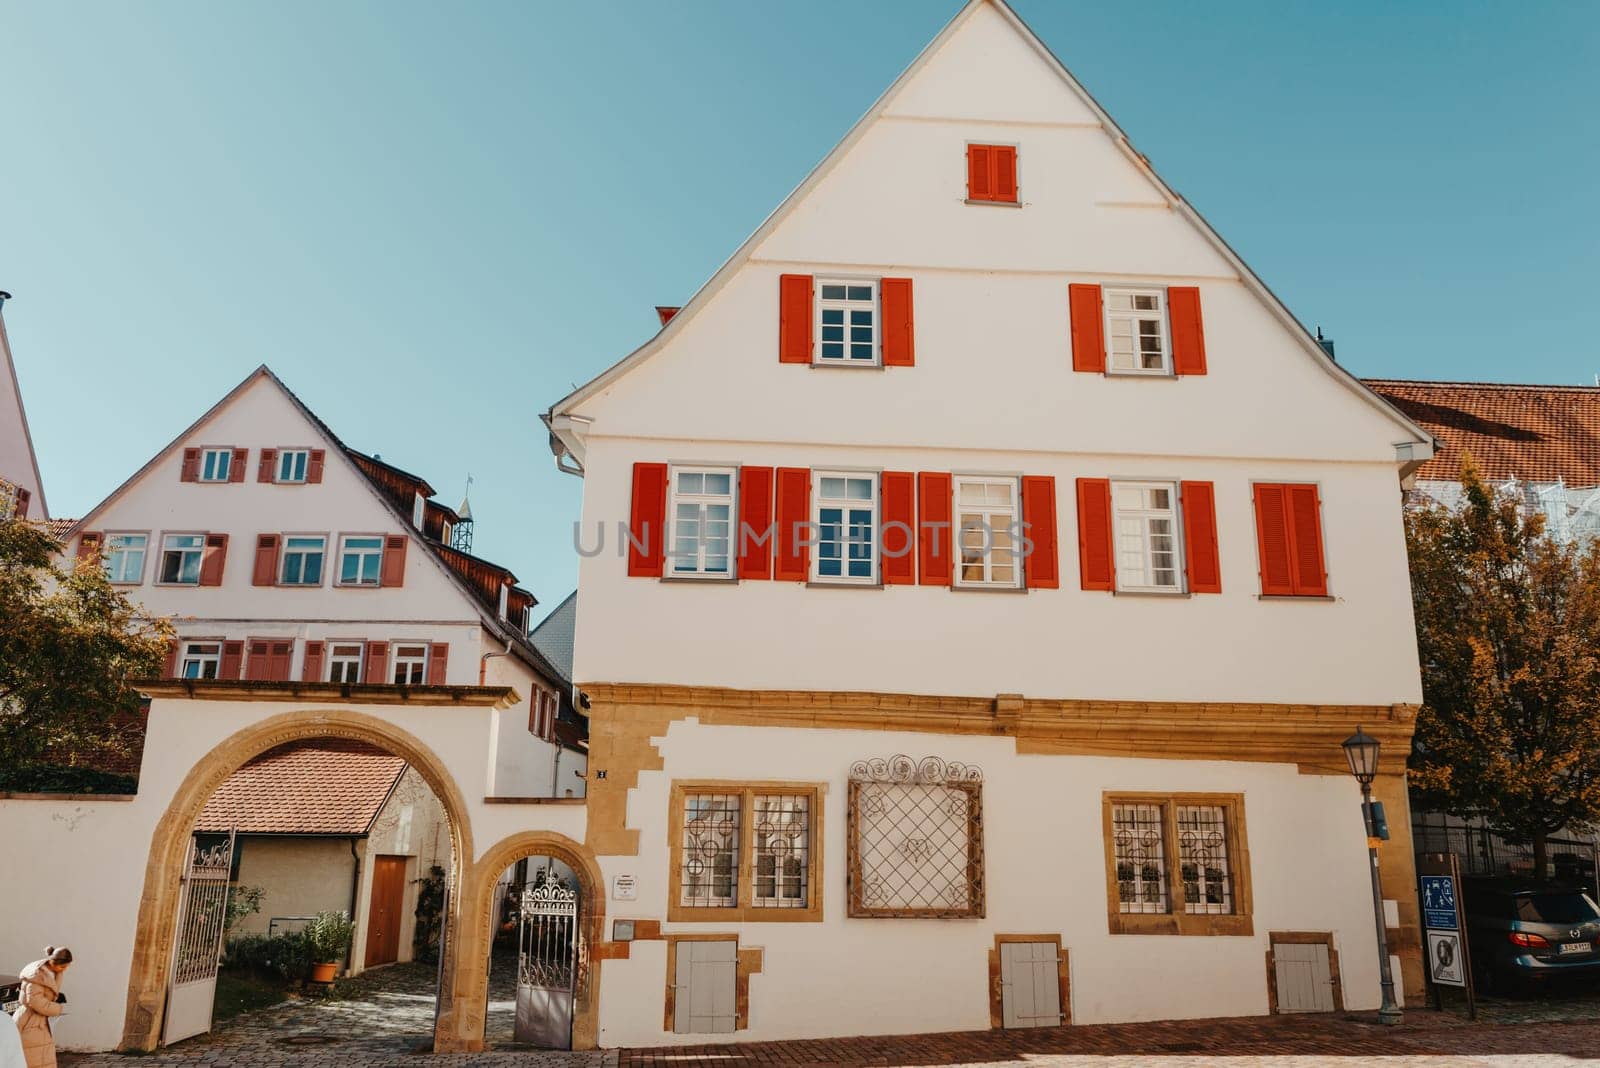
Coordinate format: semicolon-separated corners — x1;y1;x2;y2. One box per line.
304;910;355;964
0;763;137;794
223;931;313;982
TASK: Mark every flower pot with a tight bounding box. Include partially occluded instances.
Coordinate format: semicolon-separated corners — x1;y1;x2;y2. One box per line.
309;961;338;984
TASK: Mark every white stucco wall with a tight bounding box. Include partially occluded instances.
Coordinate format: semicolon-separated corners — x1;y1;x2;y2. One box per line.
483;653;588;798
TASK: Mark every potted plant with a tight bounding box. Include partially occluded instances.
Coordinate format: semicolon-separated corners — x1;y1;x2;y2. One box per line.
304;910;355;984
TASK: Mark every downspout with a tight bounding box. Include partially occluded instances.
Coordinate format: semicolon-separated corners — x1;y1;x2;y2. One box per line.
347;837;362;975
479;637;513;685
551;743;562;800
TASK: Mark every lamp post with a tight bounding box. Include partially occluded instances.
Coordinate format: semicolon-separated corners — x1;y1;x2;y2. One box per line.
1343;726;1402;1025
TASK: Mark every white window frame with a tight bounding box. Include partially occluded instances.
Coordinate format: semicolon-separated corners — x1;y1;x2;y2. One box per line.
179;640;223;680
1111;480;1184;594
103;532;149;585
327;642;364;683
392;643;428;685
198;448;233;483
157;532;207;586
278;534;327;586
814;278;879;366
275;448;311;484
412;492;426;529
811;471;879;585
953;476;1022;589
667;465;738;580
336;534;385;587
1103;287;1171;376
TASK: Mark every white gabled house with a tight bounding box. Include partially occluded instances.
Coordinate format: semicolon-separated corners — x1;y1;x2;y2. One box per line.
0;292;49;521
546;0;1434;1045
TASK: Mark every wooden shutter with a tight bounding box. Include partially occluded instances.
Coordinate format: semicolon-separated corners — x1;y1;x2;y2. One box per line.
379;535;407;587
778;274;814;364
1180;481;1222;594
674;939;738;1035
219;640;244;680
162;639;180;679
1253;484;1296;596
268;640;293;681
252;534;280;586
258;448;277;483
244;640;268;680
627;462;669;577
880;471;916;586
917;471;953;586
967;144;992;200
363;641;389;684
180;448;201;483
76;531;103;563
737;466;774;580
1168;286;1208;376
199;533;228;586
13;487;28;518
881;277;915;367
1075;478;1114;591
302;640;325;682
427;643;449;685
307;449;326;484
773;467;811;581
1288;484;1328;596
993;145;1018;203
1069;284;1106;373
1021;476;1059;589
968;144;1017;203
229;447;248;482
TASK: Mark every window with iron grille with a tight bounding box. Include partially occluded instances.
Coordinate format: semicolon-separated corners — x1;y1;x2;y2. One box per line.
848;755;984;919
1112;802;1169;914
1178;804;1233;914
669;782;823;922
681;793;741;908
1102;792;1252;936
752;795;810;909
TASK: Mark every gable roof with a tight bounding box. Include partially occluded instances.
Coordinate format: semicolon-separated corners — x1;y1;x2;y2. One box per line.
529;590;576;682
194;739;406;835
1364;379;1600;486
544;0;1432;467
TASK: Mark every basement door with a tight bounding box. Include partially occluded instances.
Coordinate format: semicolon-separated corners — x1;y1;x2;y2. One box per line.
673;940;737;1034
999;941;1064;1028
1272;940;1336;1012
162;834;234;1045
365;855;407;968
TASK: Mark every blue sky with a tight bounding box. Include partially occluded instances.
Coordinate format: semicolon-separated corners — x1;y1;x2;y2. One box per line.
2;0;1595;615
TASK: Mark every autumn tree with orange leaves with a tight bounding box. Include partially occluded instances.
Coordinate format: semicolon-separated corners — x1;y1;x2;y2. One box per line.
1407;457;1600;879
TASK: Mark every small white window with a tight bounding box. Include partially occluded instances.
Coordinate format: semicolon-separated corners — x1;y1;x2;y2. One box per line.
498;582;509;619
392;643;428;685
1104;288;1170;375
668;467;736;578
338;536;384;586
158;533;206;585
180;641;222;680
1113;481;1182;592
279;536;326;586
816;280;877;364
328;642;364;683
812;472;878;583
276;449;310;483
955;477;1021;589
198;448;233;482
412;492;426;529
103;533;148;584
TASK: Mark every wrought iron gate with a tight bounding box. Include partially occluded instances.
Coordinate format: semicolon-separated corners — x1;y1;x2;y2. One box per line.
163;833;234;1045
514;881;578;1048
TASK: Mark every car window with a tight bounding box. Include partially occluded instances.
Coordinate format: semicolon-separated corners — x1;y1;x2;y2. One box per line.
1465;889;1512;917
1514;892;1600;924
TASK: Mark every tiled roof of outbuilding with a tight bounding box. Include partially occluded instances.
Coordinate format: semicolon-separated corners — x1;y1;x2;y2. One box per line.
194;739;405;835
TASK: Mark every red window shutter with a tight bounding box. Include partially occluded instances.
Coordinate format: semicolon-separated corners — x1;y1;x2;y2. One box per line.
626;462;669;577
163;639;180;679
1168;286;1208;376
880;471;916;586
14;487;28;518
252;534;280;586
778;274;814;364
967;144;992;200
881;278;915;367
917;472;953;586
268;640;293;681
1287;484;1328;596
181;448;201;483
1021;476;1059;589
993;145;1018;202
244;640;269;680
306;449;326;484
199;533;228;586
258;448;277;483
302;640;325;682
1069;284;1106;373
737;466;774;580
1179;481;1222;594
77;531;103;563
1253;484;1296;596
379;535;407;587
773;467;811;581
229;447;248;482
219;640;244;680
1075;478;1115;591
363;641;389;684
427;642;450;684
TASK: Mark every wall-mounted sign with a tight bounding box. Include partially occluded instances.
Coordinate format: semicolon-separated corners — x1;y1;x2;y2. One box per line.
612;873;637;901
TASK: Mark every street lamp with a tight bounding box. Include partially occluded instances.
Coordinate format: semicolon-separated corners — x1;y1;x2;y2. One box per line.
1343;726;1402;1025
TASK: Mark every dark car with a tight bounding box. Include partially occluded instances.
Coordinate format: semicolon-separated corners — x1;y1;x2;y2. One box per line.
1462;878;1600;993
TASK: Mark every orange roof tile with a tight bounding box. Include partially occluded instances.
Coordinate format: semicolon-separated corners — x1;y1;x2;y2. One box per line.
194;739;405;835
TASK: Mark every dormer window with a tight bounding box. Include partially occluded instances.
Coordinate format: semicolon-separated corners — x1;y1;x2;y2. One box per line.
413;492;426;529
498;582;509;620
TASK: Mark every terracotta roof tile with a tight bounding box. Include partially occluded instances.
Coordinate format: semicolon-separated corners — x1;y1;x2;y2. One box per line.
1364;379;1600;485
194;739;405;835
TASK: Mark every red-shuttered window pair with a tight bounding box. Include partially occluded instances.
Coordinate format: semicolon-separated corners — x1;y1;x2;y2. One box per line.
180;446;248;483
1069;284;1207;376
1075;478;1222;595
779;275;914;367
967;143;1018;204
1252;483;1328;597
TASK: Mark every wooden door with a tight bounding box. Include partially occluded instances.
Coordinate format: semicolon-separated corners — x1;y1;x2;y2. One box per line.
1000;941;1064;1028
1273;940;1336;1012
673;940;737;1034
365;855;407;968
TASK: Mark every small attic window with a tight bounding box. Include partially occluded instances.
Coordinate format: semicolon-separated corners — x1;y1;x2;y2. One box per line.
498;582;510;620
967;143;1018;204
412;492;426;530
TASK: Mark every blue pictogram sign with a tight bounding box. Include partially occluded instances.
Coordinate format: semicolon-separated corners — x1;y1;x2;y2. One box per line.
1421;874;1459;930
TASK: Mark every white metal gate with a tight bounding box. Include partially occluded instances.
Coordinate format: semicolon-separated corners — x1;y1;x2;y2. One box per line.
163;833;234;1045
514;881;578;1048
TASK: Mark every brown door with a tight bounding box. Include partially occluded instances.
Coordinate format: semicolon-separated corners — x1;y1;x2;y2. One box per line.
365;855;407;967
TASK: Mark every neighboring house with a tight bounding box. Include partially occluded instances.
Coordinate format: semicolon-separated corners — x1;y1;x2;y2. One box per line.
529;590;589;789
63;365;583;798
0;292;48;520
1366;378;1600;544
545;0;1435;1045
195;738;450;976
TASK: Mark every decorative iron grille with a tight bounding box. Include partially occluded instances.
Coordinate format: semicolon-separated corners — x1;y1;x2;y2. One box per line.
1176;804;1233;914
517;882;579;990
752;794;809;909
1113;803;1169;914
681;794;741;907
173;837;234;984
847;755;984;918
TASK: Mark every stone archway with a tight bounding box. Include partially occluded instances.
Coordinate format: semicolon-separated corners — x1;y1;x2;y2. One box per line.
118;709;476;1053
460;831;605;1051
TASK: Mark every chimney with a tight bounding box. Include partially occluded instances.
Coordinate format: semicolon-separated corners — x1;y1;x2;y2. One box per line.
1315;326;1336;361
655;306;681;327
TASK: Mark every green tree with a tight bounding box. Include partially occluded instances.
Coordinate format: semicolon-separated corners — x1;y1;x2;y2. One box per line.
1407;457;1600;878
0;519;171;775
